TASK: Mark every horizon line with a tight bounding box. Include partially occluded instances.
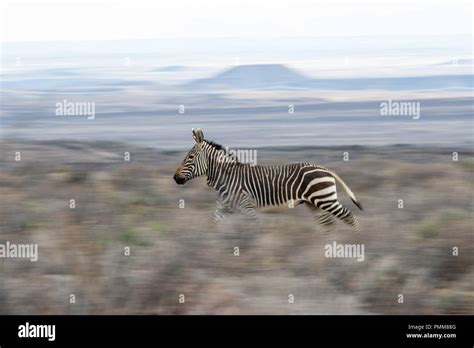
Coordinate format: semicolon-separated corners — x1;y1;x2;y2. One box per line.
1;33;472;45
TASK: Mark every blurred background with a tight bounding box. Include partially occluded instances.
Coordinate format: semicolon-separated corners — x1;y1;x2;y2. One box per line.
0;0;472;314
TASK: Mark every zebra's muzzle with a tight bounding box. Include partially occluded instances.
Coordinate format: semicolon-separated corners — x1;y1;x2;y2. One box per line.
174;167;186;185
173;173;186;185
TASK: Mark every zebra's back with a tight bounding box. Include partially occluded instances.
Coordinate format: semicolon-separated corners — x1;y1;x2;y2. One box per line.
239;162;335;208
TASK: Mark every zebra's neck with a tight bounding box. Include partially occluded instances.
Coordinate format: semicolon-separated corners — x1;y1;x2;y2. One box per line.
203;141;242;189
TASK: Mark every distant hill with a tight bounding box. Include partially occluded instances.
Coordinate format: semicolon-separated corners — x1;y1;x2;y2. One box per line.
435;58;474;66
308;75;474;90
189;64;311;89
152;65;188;72
188;64;473;91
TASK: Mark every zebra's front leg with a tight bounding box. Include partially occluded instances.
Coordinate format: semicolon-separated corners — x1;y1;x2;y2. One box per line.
238;196;259;223
210;199;233;222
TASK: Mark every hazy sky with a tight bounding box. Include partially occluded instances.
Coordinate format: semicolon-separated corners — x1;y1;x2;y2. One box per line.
0;0;472;42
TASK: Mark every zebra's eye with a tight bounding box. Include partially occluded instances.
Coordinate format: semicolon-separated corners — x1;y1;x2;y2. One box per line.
188;155;195;160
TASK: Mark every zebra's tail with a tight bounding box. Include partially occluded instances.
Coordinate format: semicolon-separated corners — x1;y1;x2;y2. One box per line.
318;168;363;211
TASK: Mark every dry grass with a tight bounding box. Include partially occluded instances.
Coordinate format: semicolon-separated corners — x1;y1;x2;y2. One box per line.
0;141;472;314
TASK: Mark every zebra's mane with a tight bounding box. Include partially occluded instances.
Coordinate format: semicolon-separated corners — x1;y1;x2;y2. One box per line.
204;139;244;165
205;140;224;151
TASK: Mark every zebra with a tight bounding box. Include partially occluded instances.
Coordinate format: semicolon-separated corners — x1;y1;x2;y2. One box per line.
173;128;363;232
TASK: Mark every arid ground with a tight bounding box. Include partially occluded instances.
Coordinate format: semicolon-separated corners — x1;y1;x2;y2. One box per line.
0;141;472;314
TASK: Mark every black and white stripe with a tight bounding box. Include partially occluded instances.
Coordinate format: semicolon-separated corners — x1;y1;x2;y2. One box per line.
174;129;363;232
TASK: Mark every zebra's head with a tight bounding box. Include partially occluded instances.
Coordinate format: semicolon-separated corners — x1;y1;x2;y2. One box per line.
173;128;208;185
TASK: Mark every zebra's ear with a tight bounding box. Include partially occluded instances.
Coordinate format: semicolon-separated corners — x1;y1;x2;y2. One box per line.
192;128;204;143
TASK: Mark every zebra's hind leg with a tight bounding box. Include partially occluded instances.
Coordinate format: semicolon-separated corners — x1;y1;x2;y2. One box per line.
318;201;360;232
305;203;336;234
